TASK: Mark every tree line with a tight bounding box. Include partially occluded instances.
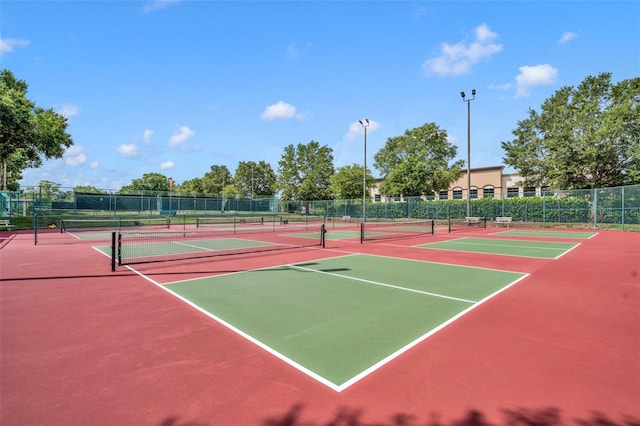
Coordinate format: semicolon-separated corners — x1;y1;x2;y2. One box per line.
2;69;639;200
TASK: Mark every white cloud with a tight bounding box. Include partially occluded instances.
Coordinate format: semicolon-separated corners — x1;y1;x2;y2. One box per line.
117;143;138;158
261;101;307;121
142;0;180;13
160;161;174;170
0;38;30;56
64;146;87;167
55;104;80;118
90;161;99;169
423;23;503;76
346;119;380;140
558;32;577;45
143;129;154;143
516;64;558;97
167;126;195;147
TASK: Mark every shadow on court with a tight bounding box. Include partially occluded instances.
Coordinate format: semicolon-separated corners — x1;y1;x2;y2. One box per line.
158;405;640;426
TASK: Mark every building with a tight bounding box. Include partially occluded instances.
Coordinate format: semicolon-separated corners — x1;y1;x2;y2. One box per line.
370;165;542;202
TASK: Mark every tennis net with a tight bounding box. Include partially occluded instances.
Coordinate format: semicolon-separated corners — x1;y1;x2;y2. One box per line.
360;219;435;242
448;217;487;232
61;217;171;233
111;222;326;269
196;215;265;228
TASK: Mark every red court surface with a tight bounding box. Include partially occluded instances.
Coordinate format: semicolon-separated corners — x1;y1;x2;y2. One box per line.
1;227;639;425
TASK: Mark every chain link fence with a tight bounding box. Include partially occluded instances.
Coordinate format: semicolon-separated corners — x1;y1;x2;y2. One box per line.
1;184;639;232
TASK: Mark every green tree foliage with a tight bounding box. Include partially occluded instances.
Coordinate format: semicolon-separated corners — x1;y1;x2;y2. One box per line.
277;141;334;201
119;172;170;193
21;180;63;199
201;165;232;195
175;177;204;195
73;185;107;194
0;70;74;188
373;122;463;197
502;72;640;189
330;164;376;200
233;160;276;197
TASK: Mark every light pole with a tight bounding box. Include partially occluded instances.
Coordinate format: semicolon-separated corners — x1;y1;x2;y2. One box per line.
359;119;369;222
461;89;476;217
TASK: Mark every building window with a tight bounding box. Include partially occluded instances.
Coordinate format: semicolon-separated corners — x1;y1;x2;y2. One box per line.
483;186;494;199
524;187;536;197
453;188;463;200
470;187;478;199
439;190;448;200
507;187;519;198
374;194;381;202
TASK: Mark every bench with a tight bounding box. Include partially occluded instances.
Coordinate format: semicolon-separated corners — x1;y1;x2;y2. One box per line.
464;216;480;226
0;219;15;231
342;215;351;223
494;216;512;227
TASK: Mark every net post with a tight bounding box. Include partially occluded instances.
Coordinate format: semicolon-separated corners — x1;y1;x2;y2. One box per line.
117;232;123;266
111;231;116;272
360;222;364;243
321;224;326;248
431;219;435;235
448;218;452;233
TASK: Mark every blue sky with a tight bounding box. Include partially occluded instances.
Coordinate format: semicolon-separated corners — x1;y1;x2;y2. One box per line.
2;1;639;190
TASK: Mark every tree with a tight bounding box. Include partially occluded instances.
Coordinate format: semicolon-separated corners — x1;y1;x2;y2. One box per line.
201;165;232;195
74;185;107;194
119;173;170;193
277;141;334;201
0;70;74;189
373;122;463;197
502;72;640;189
22;180;63;200
174;177;204;195
1;150;30;191
330;164;376;200
233;160;276;198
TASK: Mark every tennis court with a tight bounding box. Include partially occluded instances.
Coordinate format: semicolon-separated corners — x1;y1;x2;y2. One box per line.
492;229;597;239
418;237;579;259
2;223;638;425
146;253;527;391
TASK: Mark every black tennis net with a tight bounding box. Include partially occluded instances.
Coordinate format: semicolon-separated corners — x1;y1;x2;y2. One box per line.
196;215;265;228
111;222;326;269
61;217;171;233
360;219;435;242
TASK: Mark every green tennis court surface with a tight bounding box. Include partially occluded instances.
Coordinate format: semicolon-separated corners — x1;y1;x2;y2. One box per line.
493;229;597;239
323;230;360;240
69;232;106;239
418;237;578;258
95;237;283;258
161;254;526;391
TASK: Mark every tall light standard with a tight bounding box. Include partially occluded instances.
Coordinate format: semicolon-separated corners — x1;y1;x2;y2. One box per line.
359;119;369;222
461;89;476;217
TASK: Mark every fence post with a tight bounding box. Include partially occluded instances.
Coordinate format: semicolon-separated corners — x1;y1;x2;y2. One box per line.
621;186;625;231
593;188;598;230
